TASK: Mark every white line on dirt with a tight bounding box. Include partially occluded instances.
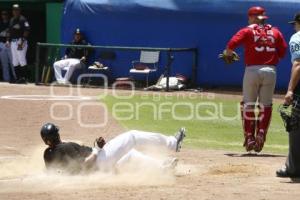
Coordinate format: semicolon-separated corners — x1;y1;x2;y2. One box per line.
186;139;288;150
0;95;96;101
0;156;17;160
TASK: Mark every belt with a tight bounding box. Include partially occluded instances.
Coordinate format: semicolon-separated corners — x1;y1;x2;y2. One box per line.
246;65;276;68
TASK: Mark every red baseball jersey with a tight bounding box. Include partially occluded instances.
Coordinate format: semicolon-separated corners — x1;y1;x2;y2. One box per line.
227;24;287;66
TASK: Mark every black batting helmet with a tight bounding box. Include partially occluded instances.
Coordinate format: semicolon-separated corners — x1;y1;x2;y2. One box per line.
40;123;60;146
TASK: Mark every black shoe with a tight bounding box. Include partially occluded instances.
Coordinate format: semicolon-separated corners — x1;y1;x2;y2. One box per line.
15;78;27;84
9;79;16;84
276;166;300;178
276;167;290;178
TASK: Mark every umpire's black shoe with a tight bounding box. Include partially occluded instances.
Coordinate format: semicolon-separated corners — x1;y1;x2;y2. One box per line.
276;166;300;178
276;166;290;178
175;127;186;152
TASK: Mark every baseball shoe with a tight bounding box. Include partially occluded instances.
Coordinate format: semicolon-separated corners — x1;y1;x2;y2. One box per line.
276;166;290;178
15;78;27;84
162;157;178;171
244;136;255;152
175;127;186;152
254;132;265;153
275;166;300;178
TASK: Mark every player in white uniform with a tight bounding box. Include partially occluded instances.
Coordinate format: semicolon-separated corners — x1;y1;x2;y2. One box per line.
53;29;89;84
41;123;186;174
7;4;30;84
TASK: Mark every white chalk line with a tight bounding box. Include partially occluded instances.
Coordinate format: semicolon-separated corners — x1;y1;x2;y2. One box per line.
0;95;98;101
185;139;288;150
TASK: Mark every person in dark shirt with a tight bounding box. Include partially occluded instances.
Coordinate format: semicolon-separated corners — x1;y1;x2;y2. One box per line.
276;13;300;178
7;4;30;84
41;123;99;174
41;123;186;175
0;10;15;82
53;28;90;84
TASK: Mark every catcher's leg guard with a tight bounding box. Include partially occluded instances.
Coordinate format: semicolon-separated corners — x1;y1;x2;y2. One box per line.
241;102;256;151
254;105;272;152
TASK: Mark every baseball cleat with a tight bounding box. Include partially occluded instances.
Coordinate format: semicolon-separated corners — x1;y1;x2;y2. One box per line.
254;133;265;153
175;127;186;152
243;136;255;152
15;78;27;84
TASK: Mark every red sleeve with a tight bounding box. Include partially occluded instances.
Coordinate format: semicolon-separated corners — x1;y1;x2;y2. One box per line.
275;29;288;59
227;27;249;50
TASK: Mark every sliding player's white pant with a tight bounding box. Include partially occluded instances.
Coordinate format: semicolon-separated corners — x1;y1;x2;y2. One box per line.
95;130;177;171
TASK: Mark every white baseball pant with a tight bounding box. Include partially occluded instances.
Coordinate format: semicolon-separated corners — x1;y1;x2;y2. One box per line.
53;58;82;84
95;130;177;172
10;39;28;67
243;65;276;106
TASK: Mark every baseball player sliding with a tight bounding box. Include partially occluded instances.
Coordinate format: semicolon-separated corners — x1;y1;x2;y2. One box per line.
40;123;186;174
220;6;287;152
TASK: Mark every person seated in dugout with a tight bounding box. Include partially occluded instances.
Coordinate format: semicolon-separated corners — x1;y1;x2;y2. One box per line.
53;28;90;84
40;123;185;175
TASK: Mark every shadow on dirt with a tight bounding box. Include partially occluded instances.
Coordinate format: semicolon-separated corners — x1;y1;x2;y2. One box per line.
224;153;286;158
279;178;300;184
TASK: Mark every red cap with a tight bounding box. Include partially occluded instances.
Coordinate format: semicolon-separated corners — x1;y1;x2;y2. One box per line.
248;6;268;20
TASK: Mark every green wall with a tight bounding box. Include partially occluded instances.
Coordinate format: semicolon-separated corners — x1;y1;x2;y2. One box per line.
46;3;62;43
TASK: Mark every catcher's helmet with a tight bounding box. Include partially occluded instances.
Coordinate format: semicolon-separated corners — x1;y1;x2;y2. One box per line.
40;123;60;146
248;6;268;20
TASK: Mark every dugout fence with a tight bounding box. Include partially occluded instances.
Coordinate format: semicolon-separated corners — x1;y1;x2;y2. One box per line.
35;43;198;91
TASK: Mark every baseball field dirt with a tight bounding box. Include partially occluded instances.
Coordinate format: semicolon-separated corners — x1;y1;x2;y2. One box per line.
0;83;299;200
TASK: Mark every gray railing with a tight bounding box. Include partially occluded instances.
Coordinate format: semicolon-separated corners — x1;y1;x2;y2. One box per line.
35;42;198;91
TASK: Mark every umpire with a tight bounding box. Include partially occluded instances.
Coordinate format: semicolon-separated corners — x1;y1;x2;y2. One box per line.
8;4;30;84
276;13;300;178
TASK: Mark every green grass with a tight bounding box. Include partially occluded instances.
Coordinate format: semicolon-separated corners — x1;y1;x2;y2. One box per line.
101;93;288;154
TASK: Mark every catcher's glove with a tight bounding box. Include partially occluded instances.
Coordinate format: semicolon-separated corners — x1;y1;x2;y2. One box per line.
278;104;300;132
218;50;240;64
94;136;106;149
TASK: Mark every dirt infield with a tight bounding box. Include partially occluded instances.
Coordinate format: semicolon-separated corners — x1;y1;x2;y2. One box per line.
0;83;299;200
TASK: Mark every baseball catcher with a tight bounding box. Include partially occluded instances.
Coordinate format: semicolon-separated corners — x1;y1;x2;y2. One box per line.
40;123;186;174
222;6;287;152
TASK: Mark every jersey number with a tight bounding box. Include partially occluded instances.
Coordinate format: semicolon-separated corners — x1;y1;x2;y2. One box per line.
254;32;275;52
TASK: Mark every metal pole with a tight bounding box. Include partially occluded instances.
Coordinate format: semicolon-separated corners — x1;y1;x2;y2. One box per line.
165;51;174;92
191;48;198;88
35;43;40;85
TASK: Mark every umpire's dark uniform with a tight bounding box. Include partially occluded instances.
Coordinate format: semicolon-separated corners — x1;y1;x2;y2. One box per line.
278;94;300;177
276;13;300;178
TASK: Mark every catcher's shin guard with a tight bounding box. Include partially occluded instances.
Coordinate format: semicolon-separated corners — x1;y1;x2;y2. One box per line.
241;102;256;151
254;105;272;152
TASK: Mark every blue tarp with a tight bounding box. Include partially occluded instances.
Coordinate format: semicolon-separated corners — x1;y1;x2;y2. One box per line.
62;0;300;89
